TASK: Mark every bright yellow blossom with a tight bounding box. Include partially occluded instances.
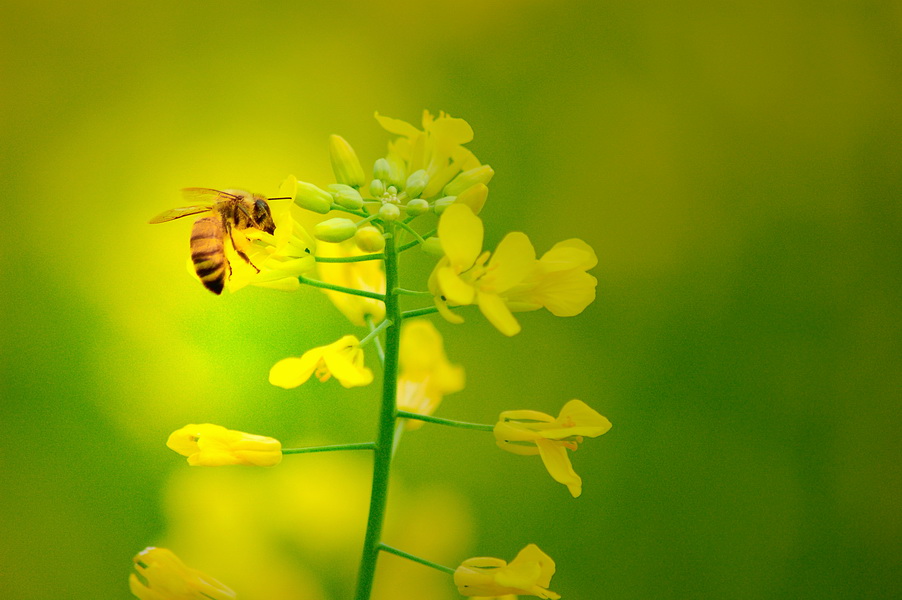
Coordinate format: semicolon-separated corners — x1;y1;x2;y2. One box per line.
375;110;486;199
504;239;597;317
455;544;559;599
166;424;282;467
396;320;465;430
227;195;317;292
269;334;373;389
494;400;612;498
129;547;235;600
429;204;536;336
316;239;386;327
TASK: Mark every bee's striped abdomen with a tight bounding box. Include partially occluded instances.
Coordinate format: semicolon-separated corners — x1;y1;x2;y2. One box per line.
190;216;227;295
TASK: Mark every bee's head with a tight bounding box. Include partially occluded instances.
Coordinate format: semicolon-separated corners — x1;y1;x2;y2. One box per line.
252;198;276;234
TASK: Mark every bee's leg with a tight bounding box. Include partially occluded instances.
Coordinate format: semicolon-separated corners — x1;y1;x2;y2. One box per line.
227;222;260;273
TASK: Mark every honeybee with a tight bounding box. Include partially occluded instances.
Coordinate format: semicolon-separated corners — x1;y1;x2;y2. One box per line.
149;188;286;294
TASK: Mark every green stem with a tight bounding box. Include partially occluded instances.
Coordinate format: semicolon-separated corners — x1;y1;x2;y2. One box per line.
315;254;385;263
282;442;376;455
365;315;386;365
396;410;495;432
298;275;386;301
399;228;436;252
394;288;433;297
394;220;426;245
354;225;402;600
330;203;369;218
401;306;439;318
359;319;391;348
377;543;456;575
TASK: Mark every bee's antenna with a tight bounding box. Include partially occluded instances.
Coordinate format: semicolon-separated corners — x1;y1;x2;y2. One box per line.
266;197;292;200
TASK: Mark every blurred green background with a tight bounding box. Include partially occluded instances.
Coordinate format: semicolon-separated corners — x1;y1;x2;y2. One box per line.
1;1;900;598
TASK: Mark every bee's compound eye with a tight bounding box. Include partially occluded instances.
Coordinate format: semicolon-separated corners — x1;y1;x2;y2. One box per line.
254;199;272;217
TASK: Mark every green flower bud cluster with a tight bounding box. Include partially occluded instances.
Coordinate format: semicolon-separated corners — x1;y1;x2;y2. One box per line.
288;124;495;259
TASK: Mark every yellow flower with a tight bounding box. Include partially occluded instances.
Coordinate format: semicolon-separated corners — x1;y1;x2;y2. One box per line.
375;110;486;199
166;424;282;467
429;204;536;336
269;334;373;389
129;546;236;600
454;544;559;599
504;239;598;317
227;195;317;292
316;239;386;327
396;319;465;430
494;400;612;498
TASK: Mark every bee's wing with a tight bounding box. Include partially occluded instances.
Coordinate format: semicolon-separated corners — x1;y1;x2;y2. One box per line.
148;205;213;224
181;187;242;202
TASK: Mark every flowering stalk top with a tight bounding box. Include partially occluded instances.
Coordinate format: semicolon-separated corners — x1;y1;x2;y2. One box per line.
494;400;612;497
166;424;282;467
129;547;235;600
454;544;560;599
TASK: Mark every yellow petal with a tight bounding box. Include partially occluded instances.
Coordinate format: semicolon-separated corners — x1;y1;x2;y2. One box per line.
435;295;466;324
477;291;521;336
511;544;556;588
429;114;474;147
533;271;598;317
488;232;536;293
540;238;598;271
439;204;483;269
542;399;612;438
399;319;443;372
499;409;555;423
438;266;476;305
322;347;373;388
374;111;421;138
269;355;318;389
494;561;542;592
535;438;583;497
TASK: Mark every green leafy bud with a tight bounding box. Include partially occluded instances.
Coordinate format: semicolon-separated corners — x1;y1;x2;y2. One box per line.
329;135;366;188
404;169;429;198
454;183;489;215
433;196;456;215
328;184;364;210
379;203;401;221
405;198;429;216
293;179;333;214
314;218;358;242
373;158;391;183
369;178;386;197
443;164;494;197
421;236;444;256
355;226;386;252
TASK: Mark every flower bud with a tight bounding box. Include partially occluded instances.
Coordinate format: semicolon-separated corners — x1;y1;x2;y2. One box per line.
355;226;386;252
369;178;386;197
292;179;333;214
328;184;364;210
405;198;429;216
373;158;391;183
454;183;488;215
421;236;444;256
329;135;366;188
443;164;494;197
386;153;407;189
314;217;358;242
433;196;456;215
379;203;401;221
404;169;429;198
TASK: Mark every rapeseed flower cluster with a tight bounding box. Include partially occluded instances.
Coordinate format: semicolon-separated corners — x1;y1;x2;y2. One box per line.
142;110;612;600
